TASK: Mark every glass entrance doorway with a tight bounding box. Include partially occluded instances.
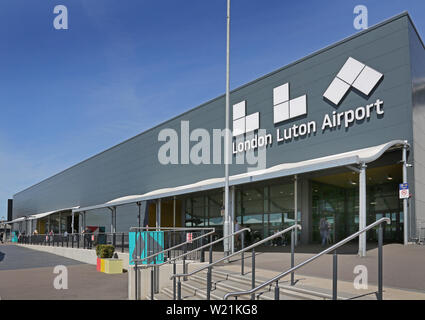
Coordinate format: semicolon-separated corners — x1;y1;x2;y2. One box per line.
311;164;403;244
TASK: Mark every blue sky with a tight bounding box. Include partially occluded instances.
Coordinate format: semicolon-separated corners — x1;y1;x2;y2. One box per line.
1;0;424;217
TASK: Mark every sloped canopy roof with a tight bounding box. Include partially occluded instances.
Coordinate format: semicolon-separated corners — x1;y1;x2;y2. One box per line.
28;207;79;220
6;207;80;223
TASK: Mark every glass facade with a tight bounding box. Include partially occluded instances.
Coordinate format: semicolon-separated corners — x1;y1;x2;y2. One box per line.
311;167;403;243
183;164;403;245
184;179;295;242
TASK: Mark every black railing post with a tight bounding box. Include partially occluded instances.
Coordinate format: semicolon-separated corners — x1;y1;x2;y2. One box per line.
177;277;182;300
207;266;212;300
378;224;383;300
71;234;74;248
77;234;80;248
209;242;213;264
275;281;280;300
291;229;295;286
241;232;245;275
200;230;205;263
48;235;51;246
251;248;255;300
121;233;125;253
332;250;338;300
113;233;116;247
183;243;187;281
209;235;213;264
61;236;64;247
173;262;176;300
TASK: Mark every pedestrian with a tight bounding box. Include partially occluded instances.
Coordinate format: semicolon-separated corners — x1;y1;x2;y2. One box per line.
326;224;332;244
319;217;330;247
84;227;93;249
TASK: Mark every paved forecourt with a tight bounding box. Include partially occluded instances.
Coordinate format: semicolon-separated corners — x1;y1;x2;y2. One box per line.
0;244;127;300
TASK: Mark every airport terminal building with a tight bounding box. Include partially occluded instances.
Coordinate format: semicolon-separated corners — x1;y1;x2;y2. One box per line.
8;13;425;248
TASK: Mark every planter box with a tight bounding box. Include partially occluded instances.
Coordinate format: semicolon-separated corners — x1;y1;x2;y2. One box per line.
96;257;102;271
103;259;123;274
101;259;106;272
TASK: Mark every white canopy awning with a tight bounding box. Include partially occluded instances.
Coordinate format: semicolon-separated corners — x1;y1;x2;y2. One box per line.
73;140;408;213
28;206;80;220
5;217;25;224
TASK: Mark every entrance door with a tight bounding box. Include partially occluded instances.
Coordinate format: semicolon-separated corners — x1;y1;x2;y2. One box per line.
373;212;403;242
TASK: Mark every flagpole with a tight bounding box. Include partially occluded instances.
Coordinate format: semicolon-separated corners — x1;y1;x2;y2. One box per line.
224;0;231;257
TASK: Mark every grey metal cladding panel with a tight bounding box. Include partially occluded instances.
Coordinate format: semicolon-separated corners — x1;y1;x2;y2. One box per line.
13;15;414;217
408;20;425;227
230;21;412;171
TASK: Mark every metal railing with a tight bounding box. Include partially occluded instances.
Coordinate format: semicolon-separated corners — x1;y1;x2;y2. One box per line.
168;227;250;300
134;228;250;300
130;227;216;300
171;224;301;300
17;232;129;253
224;217;391;300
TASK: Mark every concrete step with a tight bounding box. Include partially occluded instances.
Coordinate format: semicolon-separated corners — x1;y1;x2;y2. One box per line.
180;279;252;300
151;264;377;300
190;273;306;300
208;267;376;300
162;286;204;300
205;268;327;300
146;292;171;300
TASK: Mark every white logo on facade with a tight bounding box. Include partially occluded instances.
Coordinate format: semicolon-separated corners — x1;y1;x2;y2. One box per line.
232;101;259;136
273;83;307;124
323;57;383;106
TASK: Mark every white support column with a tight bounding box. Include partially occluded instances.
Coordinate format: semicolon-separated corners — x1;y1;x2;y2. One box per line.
402;144;409;245
156;199;161;228
359;163;367;257
109;207;114;233
71;211;75;233
59;212;62;234
114;207;117;233
82;211;86;232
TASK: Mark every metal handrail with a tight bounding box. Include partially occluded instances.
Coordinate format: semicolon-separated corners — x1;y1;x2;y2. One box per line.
171;224;302;280
132;227;249;301
131;228;216;265
129;227;216;231
224;217;391;300
133;228;249;268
